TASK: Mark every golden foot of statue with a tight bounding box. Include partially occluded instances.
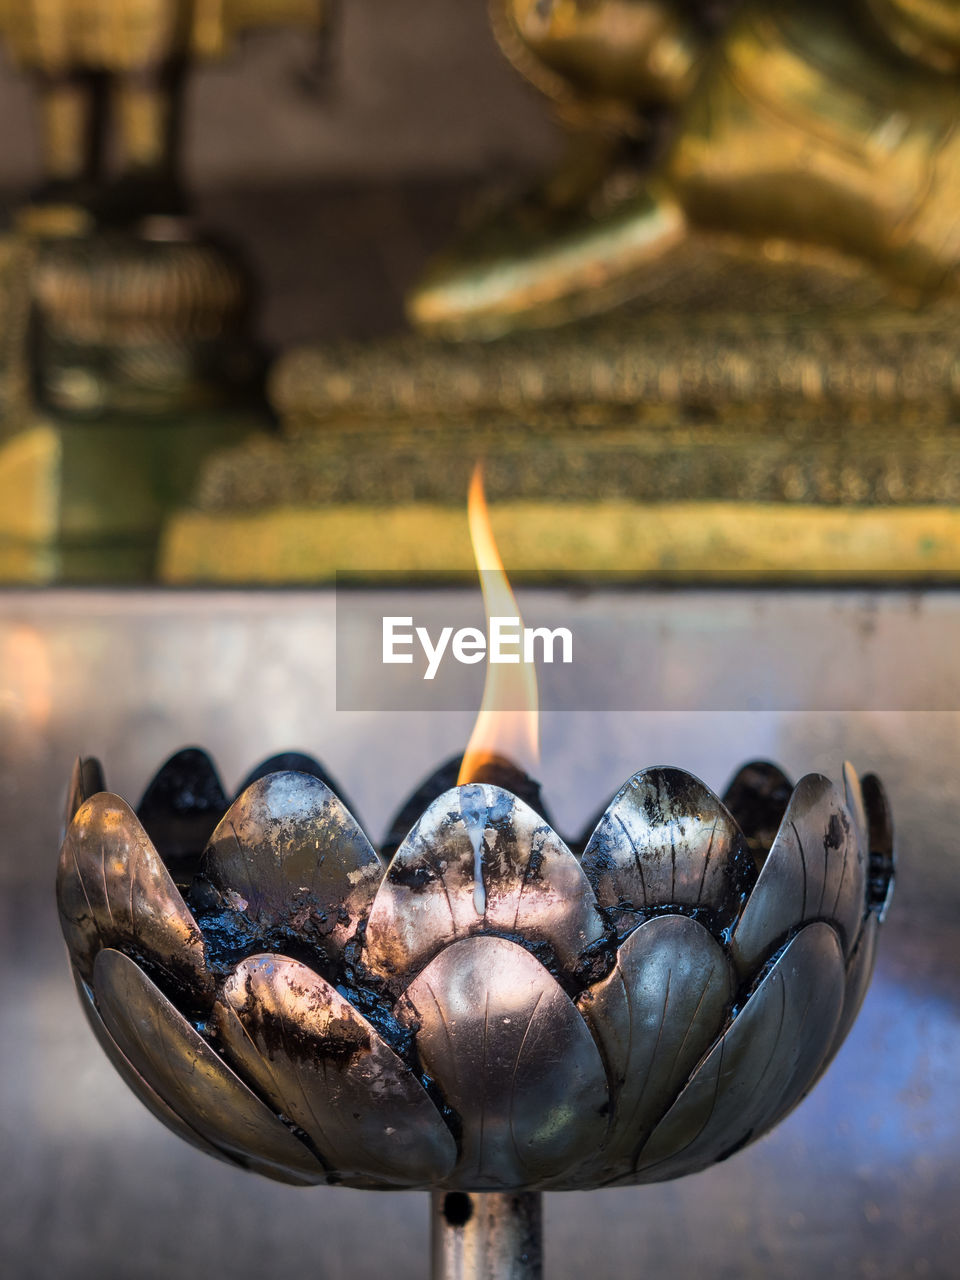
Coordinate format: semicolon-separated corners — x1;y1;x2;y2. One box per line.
408;176;686;340
409;0;960;339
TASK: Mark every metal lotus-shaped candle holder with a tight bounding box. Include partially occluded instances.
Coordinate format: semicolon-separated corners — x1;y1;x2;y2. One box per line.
57;750;894;1277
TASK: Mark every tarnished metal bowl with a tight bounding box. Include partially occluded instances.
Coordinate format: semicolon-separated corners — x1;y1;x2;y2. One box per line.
56;750;894;1192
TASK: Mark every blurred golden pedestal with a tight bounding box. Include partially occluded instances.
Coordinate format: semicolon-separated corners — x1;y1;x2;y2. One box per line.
0;229;262;582
162;501;960;583
161;236;960;583
0;413;260;582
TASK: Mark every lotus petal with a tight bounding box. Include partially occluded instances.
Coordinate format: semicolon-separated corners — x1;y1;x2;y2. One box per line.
57;793;213;1006
92;948;325;1185
575;916;732;1180
721;760;793;869
633;921;845;1183
818;773;891;1074
64;756;105;831
73;970;233;1169
363;785;604;989
842;761;868;855
381;757;547;861
818;911;879;1080
235;753;347;803
862;773;895;921
213;954;457;1188
581;768;754;936
397;935;610;1189
200;772;381;965
137;747;228;865
730;774;865;977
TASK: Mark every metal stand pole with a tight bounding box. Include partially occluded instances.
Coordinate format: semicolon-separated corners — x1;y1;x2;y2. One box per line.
430;1191;543;1280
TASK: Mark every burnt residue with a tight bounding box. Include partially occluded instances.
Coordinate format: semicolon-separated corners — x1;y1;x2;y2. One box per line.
584;809;758;940
265;999;371;1069
466;756;550;825
394;1012;465;1148
233;752;353;812
601;895;750;957
335;977;416;1061
313;1012;372;1070
59;748;893;1194
381;757;463;860
861;772;895;916
442;1191;473;1227
825;810;847;852
482;803;551;883
117;943;213;1023
187;875;346;990
279;1119;332;1176
721;839;762;938
337;921;417;1062
727;929;797;1019
188;876;266;967
420;1068;463;1149
524;839;545;882
721;760;794;869
387;861;436;893
568;931;619;991
136;747;229;871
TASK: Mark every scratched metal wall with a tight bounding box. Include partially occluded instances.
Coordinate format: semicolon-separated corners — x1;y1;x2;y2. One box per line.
0;588;958;1279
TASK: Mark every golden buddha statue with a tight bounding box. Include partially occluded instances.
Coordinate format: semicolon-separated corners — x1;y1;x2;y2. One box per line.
409;0;960;336
0;0;327;224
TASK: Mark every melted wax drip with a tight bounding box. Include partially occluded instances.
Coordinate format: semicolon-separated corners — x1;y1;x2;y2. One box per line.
459;784;487;916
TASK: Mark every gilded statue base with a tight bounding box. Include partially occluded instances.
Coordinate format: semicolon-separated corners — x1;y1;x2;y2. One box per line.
0;410;263;583
160;234;960;583
0;226;264;583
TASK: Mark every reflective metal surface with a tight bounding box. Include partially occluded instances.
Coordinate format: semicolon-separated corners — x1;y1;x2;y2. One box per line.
214;953;458;1187
54;752;889;1194
727;773;867;976
1;588;958;1277
575;916;732;1177
57;791;212;1004
431;1190;543;1280
91;947;325;1186
580;766;753;935
201;770;382;967
634;923;846;1183
364;784;604;990
398;934;610;1190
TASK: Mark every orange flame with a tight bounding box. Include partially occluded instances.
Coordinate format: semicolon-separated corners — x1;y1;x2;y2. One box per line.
458;464;540;785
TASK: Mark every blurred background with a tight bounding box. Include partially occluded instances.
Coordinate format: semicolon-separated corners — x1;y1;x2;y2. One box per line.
0;0;955;584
